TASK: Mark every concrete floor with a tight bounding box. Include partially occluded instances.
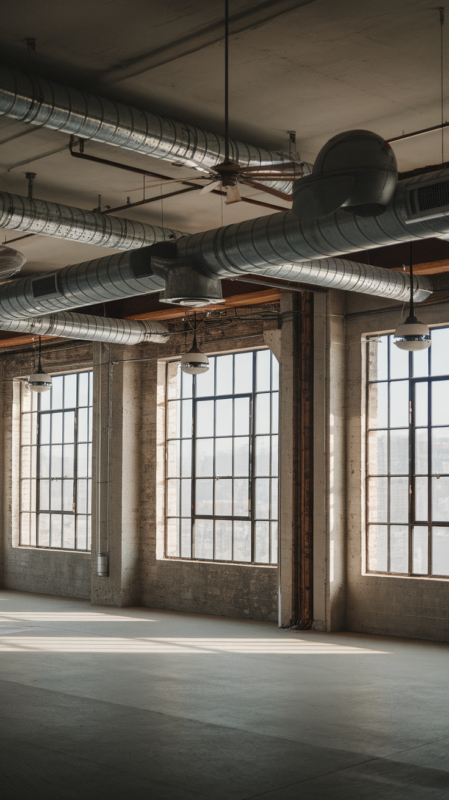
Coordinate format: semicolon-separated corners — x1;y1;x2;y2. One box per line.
0;592;448;799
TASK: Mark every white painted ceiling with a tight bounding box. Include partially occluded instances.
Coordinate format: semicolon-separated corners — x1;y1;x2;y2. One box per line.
0;0;447;274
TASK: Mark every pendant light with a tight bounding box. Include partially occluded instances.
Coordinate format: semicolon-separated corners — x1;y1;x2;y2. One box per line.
181;314;209;374
394;244;430;351
27;336;52;392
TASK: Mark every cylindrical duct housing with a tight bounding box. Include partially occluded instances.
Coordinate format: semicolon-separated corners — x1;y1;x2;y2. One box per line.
0;248;164;320
0;66;306;193
0;311;169;344
0;192;181;249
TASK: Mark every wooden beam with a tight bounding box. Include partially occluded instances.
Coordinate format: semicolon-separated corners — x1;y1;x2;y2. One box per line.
125;288;281;321
392;260;449;275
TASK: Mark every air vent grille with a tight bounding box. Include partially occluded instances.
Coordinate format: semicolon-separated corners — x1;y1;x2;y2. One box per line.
32;275;59;299
417;181;449;212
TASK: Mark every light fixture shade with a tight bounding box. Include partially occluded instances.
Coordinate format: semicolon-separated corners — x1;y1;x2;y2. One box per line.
181;346;209;374
394;316;430;351
27;371;52;392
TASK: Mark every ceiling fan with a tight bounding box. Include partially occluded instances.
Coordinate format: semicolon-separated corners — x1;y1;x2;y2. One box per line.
198;0;301;204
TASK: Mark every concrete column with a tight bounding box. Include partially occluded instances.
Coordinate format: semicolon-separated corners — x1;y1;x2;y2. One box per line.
91;343;142;606
313;290;346;631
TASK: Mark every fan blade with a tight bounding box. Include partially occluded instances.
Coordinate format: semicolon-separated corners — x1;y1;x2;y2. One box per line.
225;184;242;205
241;179;292;202
200;180;221;195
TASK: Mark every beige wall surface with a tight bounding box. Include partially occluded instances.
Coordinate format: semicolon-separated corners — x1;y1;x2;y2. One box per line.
345;299;449;642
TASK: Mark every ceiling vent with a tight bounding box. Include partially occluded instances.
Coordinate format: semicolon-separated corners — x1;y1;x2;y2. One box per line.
405;178;449;223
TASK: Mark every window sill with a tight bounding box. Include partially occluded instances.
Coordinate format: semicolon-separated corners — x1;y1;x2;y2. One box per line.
161;556;277;568
363;570;449;582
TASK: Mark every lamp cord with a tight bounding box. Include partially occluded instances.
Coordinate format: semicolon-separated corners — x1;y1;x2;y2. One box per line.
224;0;229;163
440;7;445;164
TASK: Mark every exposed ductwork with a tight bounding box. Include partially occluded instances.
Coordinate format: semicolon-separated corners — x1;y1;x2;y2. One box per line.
0;191;181;249
0;310;169;345
0;66;307;195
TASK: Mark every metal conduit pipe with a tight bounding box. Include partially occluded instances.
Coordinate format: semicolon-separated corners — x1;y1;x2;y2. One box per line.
0;66;309;194
0;311;169;344
175;169;449;302
0;192;182;249
0;250;165;320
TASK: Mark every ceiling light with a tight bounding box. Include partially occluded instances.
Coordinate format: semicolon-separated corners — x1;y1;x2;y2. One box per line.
181;317;209;374
27;336;52;392
394;244;430;351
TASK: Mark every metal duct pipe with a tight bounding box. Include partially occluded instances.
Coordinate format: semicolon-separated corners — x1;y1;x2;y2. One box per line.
175;169;449;302
0;192;181;249
0;250;164;320
0;311;169;344
0;66;307;194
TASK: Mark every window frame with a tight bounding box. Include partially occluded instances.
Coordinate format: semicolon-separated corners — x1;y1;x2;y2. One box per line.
366;331;449;579
164;348;279;565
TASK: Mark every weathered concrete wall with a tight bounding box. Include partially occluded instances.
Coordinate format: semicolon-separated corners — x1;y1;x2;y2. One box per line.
346;299;449;642
0;341;93;599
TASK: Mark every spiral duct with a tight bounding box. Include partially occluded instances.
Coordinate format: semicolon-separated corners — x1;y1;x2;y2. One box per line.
0;311;169;344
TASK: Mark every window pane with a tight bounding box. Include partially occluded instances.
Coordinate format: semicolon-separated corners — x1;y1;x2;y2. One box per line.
234;397;250;435
390;430;408;475
39;480;49;511
215;479;232;516
390;477;409;523
390;525;408;573
64;411;75;443
78;408;88;442
368;477;387;523
51;515;62;549
167;440;180;478
194;519;213;559
368;383;388;429
167;362;181;399
255;436;271;476
368;525;388;571
233;521;251;562
271;479;278;520
38;514;50;547
180;519;191;558
234;352;253;394
368;336;388;381
39;446;50;478
40;414;51;444
196;479;213;515
215;438;232;476
166;518;179;556
63;480;74;512
78;372;89;407
415;382;428;426
167;479;180;516
234;438;249;477
181;399;192;439
432;476;449;521
255;521;269;563
215;520;232;560
51;479;62;511
413;527;428;574
76;515;88;550
64;373;77;407
51;445;63;478
63;515;75;549
255;393;270;435
181;370;193;399
415;429;428;474
415;477;428;521
432;428;449;474
432;527;449;575
390;337;409;379
181;479;191;517
167;400;181;439
51;376;63;409
272;355;279;391
256;350;271;391
196;400;214;438
21;480;31;512
21;513;30;545
271;392;279;435
271;436;278;477
368;430;387;475
234;479;249;516
216;398;232;437
216;355;233;396
432;381;449;426
40;389;51;411
77;480;88;514
195;359;215;397
196;438;213;477
77;443;88;478
255;478;270;519
431;328;449;376
63;444;74;478
270;522;278;564
390;381;409;428
181;439;192;478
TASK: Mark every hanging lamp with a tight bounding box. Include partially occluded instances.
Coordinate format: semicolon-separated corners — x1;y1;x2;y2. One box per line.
394;244;430;351
181;314;209;374
27;336;52;392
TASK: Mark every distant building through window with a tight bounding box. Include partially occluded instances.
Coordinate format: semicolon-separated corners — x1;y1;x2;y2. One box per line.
367;329;449;577
165;349;279;564
19;371;93;551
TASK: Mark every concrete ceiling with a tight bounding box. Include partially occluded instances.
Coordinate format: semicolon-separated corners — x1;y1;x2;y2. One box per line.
0;0;447;275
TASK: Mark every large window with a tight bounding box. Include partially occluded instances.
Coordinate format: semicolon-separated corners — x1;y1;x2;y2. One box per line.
165;349;279;564
367;328;449;578
20;371;93;551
